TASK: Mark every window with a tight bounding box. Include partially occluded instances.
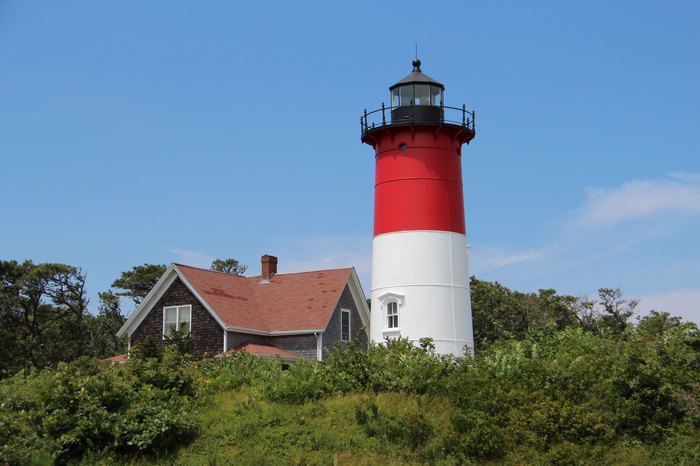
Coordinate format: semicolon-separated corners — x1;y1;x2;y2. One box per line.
378;292;404;333
391;88;400;109
163;305;191;337
414;84;430;105
399;85;414;105
387;301;399;329
341;309;351;342
430;85;443;106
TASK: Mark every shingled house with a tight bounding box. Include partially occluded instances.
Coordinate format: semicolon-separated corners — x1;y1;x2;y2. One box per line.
116;255;370;361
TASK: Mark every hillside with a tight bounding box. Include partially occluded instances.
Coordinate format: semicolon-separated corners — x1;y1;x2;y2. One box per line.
2;319;700;465
168;389;700;465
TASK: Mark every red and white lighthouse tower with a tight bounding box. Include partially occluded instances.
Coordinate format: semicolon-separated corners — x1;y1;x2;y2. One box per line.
361;59;476;355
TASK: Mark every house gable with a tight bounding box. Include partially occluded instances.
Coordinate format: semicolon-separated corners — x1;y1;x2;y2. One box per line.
117;264;227;340
345;268;371;333
130;276;223;357
321;284;369;358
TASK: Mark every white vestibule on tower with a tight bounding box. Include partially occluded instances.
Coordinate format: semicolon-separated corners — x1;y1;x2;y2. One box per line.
360;59;476;356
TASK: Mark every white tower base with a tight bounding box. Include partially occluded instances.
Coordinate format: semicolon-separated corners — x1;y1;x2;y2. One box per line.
370;230;474;356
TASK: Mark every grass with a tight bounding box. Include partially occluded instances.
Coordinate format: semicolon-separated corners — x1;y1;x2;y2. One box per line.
94;386;700;466
123;388;700;465
169;389;453;465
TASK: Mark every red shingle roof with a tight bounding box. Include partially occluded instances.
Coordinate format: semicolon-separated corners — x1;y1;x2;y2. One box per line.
105;354;129;363
232;342;301;359
174;264;353;333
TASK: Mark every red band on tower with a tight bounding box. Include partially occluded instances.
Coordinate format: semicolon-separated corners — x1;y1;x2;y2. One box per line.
370;126;468;236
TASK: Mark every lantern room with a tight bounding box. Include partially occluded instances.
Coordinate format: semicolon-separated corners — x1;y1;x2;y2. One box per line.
360;58;474;144
389;58;444;123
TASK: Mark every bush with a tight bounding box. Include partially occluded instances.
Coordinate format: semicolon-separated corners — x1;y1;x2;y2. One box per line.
197;350;278;392
0;352;199;464
446;325;700;458
263;358;334;404
355;396;435;454
326;337;453;395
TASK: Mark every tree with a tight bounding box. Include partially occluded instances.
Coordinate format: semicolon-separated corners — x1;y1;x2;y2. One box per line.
470;277;526;348
597;287;637;335
636;310;684;336
571;295;599;331
470;277;577;349
210;258;248;276
0;260;89;375
111;263;166;305
84;290;127;358
568;288;638;336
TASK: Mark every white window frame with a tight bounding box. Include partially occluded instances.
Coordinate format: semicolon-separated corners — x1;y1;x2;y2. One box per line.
163;304;192;338
340;308;351;342
386;300;399;329
378;292;405;333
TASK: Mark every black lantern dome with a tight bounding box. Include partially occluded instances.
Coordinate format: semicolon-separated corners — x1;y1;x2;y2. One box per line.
389;59;445;123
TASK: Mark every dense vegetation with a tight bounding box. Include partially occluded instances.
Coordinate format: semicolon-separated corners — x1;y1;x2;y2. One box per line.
1;310;699;464
2;258;699;463
0;259;246;378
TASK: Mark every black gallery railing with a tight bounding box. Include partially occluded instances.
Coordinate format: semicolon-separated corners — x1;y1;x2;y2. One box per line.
361;103;475;138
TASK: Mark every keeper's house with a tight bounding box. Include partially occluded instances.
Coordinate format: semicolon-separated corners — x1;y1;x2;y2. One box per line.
117;255;369;361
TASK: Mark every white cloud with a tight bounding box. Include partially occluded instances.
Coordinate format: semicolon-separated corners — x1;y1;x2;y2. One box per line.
165;247;214;268
668;171;700;182
576;174;700;229
472;247;547;271
635;288;700;325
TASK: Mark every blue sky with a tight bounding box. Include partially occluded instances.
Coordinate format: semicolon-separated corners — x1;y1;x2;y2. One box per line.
1;1;699;322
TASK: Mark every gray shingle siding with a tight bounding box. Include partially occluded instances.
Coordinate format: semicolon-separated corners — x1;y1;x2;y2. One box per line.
226;331;267;351
270;334;318;361
322;284;368;358
225;331;318;360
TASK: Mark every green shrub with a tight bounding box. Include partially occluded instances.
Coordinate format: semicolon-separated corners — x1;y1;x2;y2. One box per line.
197;351;279;392
326;337;453;395
124;345;199;397
355;396;435;453
0;352;200;464
448;410;505;460
263;359;333;404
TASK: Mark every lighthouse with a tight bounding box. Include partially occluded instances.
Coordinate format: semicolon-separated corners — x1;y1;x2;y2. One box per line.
361;59;476;356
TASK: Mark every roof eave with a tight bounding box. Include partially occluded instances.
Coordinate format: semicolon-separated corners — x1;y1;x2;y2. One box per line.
116;263;178;338
224;326;325;336
116;263;229;339
389;71;444;90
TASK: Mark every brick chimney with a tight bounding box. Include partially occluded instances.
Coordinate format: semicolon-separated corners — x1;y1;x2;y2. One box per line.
261;255;278;281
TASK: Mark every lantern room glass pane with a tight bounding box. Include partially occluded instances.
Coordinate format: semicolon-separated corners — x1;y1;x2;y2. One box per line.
399;85;414;105
415;84;430;105
430;86;443;106
391;89;400;109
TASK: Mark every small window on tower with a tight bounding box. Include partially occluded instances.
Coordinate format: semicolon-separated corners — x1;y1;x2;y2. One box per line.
387;301;399;329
